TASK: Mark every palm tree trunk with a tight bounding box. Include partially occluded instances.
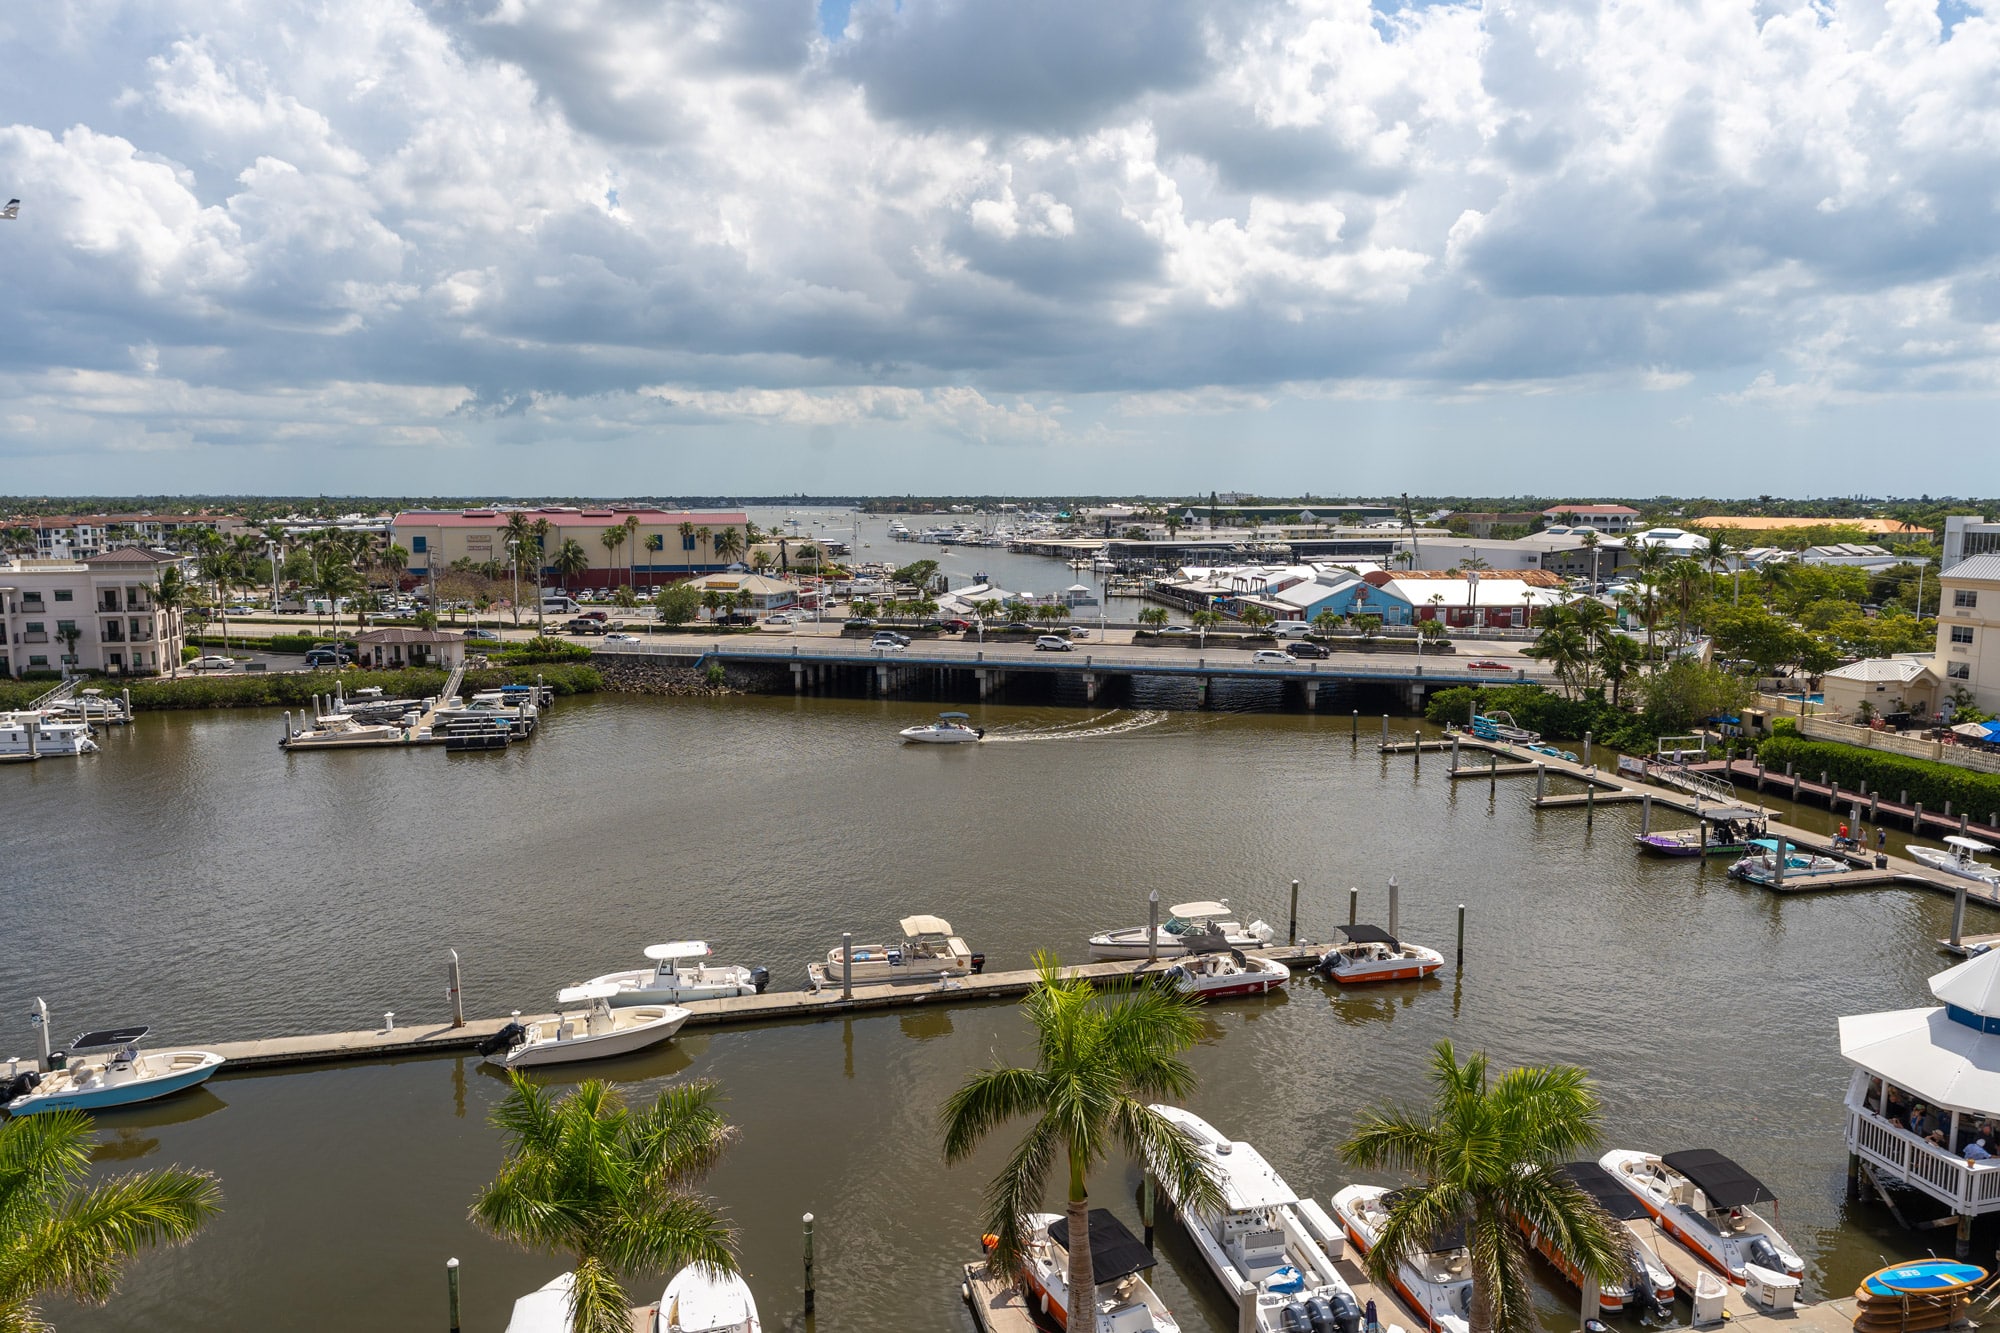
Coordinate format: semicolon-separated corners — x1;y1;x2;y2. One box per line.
1066;1172;1095;1333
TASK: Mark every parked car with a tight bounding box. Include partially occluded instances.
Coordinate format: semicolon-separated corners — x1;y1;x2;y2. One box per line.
303;650;352;669
463;628;502;641
844;616;876;629
580;610;609;622
1003;621;1035;633
604;632;642;644
871;638;908;652
872;631;912;647
1035;635;1075;652
1273;622;1316;639
766;612;797;626
565;618;606;635
189;655;237;672
941;618;974;632
1070;627;1091;639
1251;649;1294;664
1286;642;1330;659
1467;659;1510;671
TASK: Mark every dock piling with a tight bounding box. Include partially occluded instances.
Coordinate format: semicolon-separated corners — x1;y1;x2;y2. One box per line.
384;1011;395;1034
1450;733;1460;773
1142;1174;1157;1250
1456;904;1465;971
26;718;37;760
1536;765;1547;801
1287;880;1300;947
1238;1286;1258;1333
1388;877;1400;939
1348;886;1358;927
1583;731;1593;770
1585;783;1594;825
1351;710;1358;742
1489;750;1497;796
841;934;853;1000
1774;840;1786;888
1148;891;1160;964
1953;880;1969;951
1381;714;1389;744
31;997;49;1069
448;950;464;1028
1413;732;1420;771
447;1257;461;1333
1641;794;1652;836
803;1213;816;1313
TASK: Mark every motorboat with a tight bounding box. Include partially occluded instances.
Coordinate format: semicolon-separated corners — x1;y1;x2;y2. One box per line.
1159;942;1290;1001
2;1009;224;1114
1313;926;1444;985
1146;1105;1359;1331
1725;838;1849;885
899;712;985;744
583;942;771;1004
1329;1185;1471;1333
657;1265;762;1333
1513;1161;1677;1313
806;915;984;990
1470;711;1538;745
0;713;99;758
1088;901;1276;961
478;984;691;1068
986;1210;1182;1332
504;1272;575;1333
1635;815;1764;858
1911;836;2000;887
1599;1148;1802;1284
280;714;406;749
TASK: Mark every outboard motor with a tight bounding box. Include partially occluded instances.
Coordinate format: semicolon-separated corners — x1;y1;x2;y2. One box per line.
1281;1302;1313;1333
475;1021;528;1057
0;1070;41;1103
1323;1292;1362;1333
969;953;986;974
748;966;771;994
1744;1237;1785;1273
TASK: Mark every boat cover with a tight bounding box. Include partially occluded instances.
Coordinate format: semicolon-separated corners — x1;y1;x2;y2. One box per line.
1660;1149;1777;1208
645;941;712;961
1559;1161;1651;1220
1169;901;1231;919
1343;925;1400;947
1047;1210;1156;1284
69;1026;148;1051
900;915;953;938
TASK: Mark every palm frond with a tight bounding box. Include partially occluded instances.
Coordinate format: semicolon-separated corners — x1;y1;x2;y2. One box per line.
1504;1168;1629;1289
1112;1100;1225;1216
567;1255;635;1333
0;1112;93;1231
982;1116;1061;1276
1467;1197;1537;1333
1339;1108;1440;1176
1365;1181;1468;1291
0;1168;221;1310
626;1080;734;1187
601;1190;737;1277
940;1066;1050;1163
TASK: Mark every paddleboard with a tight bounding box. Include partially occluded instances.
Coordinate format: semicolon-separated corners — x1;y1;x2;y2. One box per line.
1862;1261;1987;1296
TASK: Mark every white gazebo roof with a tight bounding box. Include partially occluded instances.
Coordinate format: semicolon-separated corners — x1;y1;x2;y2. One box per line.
1838;1008;2000;1115
1932;947;2000;1018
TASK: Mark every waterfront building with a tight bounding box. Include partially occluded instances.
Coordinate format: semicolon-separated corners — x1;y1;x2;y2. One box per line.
0;547;188;677
1821;655;1940;721
392;508;749;592
1541;504;1642;533
1839;946;2000;1255
1362;569;1567;628
1944;516;2000;572
352;627;467;671
680;573;800;612
1936;555;2000;714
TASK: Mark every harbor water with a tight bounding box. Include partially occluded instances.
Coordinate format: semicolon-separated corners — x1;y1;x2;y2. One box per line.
5;695;1984;1332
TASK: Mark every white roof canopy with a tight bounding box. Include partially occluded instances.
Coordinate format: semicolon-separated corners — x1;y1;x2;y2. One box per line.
1947;836;1996;854
556;981;623;1004
1170;901;1231;919
900;914;953;937
1840;1007;2000;1115
645;941;712;961
1932;948;2000;1018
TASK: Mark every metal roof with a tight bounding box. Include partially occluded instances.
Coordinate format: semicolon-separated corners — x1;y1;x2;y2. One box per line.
1944;554;2000;581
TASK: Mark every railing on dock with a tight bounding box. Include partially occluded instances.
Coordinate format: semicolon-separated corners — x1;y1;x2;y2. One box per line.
1848;1103;2000;1214
27;677;77;711
1652;761;1754;813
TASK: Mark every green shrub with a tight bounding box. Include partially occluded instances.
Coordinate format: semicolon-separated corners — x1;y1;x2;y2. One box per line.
111;662;602;711
1754;735;2000;818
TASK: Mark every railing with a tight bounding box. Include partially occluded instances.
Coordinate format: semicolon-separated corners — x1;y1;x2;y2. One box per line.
1653;763;1753;810
1847;1105;2000;1213
1798;716;2000;777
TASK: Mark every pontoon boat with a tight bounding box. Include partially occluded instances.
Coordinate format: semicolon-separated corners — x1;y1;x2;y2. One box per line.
806;915;984;990
582;942;770;1004
1599;1148;1802;1284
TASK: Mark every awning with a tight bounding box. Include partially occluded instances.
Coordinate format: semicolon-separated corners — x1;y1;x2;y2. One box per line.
1046;1210;1155;1284
1660;1149;1777;1209
1560;1161;1651;1220
1343;925;1399;947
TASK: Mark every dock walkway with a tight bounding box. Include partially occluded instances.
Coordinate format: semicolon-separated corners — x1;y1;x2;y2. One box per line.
1695;757;2000;840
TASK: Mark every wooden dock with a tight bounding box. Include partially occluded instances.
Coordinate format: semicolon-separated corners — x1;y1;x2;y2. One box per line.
961;1261;1040;1333
1696;758;2000;840
197;948;1331;1073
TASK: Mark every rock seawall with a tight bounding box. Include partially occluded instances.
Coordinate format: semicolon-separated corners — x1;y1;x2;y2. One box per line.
588;653;741;696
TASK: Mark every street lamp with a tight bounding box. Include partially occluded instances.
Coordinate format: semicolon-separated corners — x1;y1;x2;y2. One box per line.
506;539;519;630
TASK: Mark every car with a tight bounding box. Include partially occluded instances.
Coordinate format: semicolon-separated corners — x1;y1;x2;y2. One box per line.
1158;625;1190;635
1273;622;1316;639
604;632;642;644
1035;635;1075;652
766;612;797;626
871;638;908;651
1287;642;1330;659
1467;659;1511;671
872;631;911;647
189;655;237;672
462;628;502;641
303;650;352;669
1251;649;1293;664
580;610;609;622
564;618;606;635
1069;627;1091;639
844;616;876;629
941;618;974;632
1003;622;1035;633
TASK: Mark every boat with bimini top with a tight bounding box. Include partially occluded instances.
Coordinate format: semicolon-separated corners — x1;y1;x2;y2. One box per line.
899;712;985;744
582;942;771;1004
1088;901;1275;961
1726;838;1849;885
1329;1185;1471;1333
1911;837;2000;887
1313;926;1444;985
1512;1161;1677;1314
478;984;690;1068
806;915;984;990
1598;1148;1802;1285
984;1210;1182;1332
2;1002;224;1114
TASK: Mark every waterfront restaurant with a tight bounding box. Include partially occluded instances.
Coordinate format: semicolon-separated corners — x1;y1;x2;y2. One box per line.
352;627;466;671
1839;947;2000;1251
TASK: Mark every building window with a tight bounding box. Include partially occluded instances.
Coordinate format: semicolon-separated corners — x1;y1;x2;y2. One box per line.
1956;589;1979;609
1952;626;1975;645
53;589;72;602
412;535;428;553
1949;662;1971;679
682;535;697;551
28;655;47;668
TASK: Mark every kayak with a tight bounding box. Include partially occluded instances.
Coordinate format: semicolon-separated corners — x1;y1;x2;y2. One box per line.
1861;1261;1986;1296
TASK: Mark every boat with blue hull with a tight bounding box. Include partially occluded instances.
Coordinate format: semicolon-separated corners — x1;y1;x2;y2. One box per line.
3;1004;224;1115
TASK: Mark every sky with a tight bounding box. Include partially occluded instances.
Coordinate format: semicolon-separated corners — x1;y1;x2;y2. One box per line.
0;0;1996;497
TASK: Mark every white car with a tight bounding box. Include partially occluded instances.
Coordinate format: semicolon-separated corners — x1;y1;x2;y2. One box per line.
1034;635;1075;651
1250;649;1294;664
604;633;641;645
872;639;908;652
189;655;238;671
766;613;796;626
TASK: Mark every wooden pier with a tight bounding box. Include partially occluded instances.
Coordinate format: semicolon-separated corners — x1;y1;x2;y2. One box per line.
197;948;1332;1073
1695;757;2000;841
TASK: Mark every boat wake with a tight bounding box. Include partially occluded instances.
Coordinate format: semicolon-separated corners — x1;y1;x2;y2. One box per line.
984;710;1167;742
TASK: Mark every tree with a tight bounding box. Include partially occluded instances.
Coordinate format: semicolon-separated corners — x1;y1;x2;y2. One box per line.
1239;604;1274;631
1341;1042;1625;1333
654;583;701;627
600;527;627;596
55;621;83;673
1596;633;1644;707
310;543;363;647
153;566;189;676
1638;661;1750;735
623;516;641;590
894;559;940;591
1312;608;1340;636
1138;606;1169;631
0;1109;222;1328
472;1074;736;1333
553;539;591;594
1579;531;1600;590
712;528;745;568
679;522;697;582
699;589;726;622
1190;607;1220;647
940;957;1223;1330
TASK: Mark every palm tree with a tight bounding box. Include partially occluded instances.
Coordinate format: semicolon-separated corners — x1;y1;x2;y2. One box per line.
1189;607;1220;647
1138;606;1169;632
1312;608;1340;636
1341;1041;1626;1333
553;539;591;593
712;528;745;568
153;566;189;676
622;516;640;590
1579;531;1600;590
311;544;363;648
0;1109;222;1328
531;518;552;630
1629;541;1668;657
1665;557;1706;646
680;521;697;581
599;526;627;598
472;1073;736;1333
941;957;1223;1329
700;589;726;622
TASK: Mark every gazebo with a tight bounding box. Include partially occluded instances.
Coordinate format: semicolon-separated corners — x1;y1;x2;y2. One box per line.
1839;947;2000;1252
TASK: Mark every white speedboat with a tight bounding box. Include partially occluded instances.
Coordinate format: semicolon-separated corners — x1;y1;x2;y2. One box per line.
3;1009;223;1115
1599;1148;1802;1285
280;714;405;749
1313;926;1444;985
1160;947;1289;1001
583;942;771;1004
806;915;984;990
1912;836;2000;887
504;1272;574;1333
1515;1161;1677;1314
479;984;691;1068
1088;901;1275;961
989;1210;1181;1332
1726;838;1848;885
1330;1184;1471;1333
0;713;99;758
899;711;985;744
1148;1105;1359;1331
657;1265;761;1332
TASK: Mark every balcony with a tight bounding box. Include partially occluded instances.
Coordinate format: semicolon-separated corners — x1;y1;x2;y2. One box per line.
99;597;121;612
101;626;125;643
20;632;47;644
1846;1100;2000;1215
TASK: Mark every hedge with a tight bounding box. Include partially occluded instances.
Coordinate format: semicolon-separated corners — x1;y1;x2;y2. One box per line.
1422;683;1645;747
0;663;603;713
1754;734;2000;819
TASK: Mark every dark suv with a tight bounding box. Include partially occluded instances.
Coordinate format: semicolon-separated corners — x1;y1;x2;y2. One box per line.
1286;642;1330;659
565;618;606;635
303;649;353;668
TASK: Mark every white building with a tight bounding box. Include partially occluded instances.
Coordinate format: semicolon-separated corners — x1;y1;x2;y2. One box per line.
0;547;189;677
1800;543;1907;570
1944;516;2000;571
1936;555;2000;713
1541;504;1642;533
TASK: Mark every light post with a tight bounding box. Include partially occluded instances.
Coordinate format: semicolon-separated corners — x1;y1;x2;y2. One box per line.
506;539;519;630
267;539;279;611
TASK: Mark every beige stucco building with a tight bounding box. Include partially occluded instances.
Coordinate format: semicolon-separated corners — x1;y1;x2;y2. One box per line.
1937;555;2000;716
0;547;188;677
391;507;749;592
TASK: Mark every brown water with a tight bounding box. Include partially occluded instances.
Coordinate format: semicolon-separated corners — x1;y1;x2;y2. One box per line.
5;696;1986;1331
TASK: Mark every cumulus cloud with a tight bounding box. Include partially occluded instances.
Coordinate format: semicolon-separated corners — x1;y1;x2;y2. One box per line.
0;0;1994;482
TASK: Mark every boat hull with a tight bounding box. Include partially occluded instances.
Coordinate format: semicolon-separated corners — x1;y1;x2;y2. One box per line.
8;1051;224;1114
1635;835;1748;858
1167;957;1289;1000
659;1266;762;1333
1910;850;2000;886
487;1007;689;1068
1329;1188;1468;1333
899;727;982;744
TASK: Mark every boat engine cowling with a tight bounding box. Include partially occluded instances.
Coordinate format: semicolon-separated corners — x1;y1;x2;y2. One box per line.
969;953;986;974
475;1022;528;1057
749;966;771;994
1318;1292;1361;1333
1281;1303;1313;1333
0;1070;41;1103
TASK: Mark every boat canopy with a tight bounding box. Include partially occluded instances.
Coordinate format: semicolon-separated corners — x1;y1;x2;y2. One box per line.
1169;901;1231;919
556;981;624;1004
644;941;712;961
900;914;953;938
69;1026;148;1051
1946;836;1996;854
938;712;970;720
1559;1161;1651;1221
1047;1209;1155;1284
1343;925;1400;947
1660;1149;1777;1209
1700;806;1764;823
